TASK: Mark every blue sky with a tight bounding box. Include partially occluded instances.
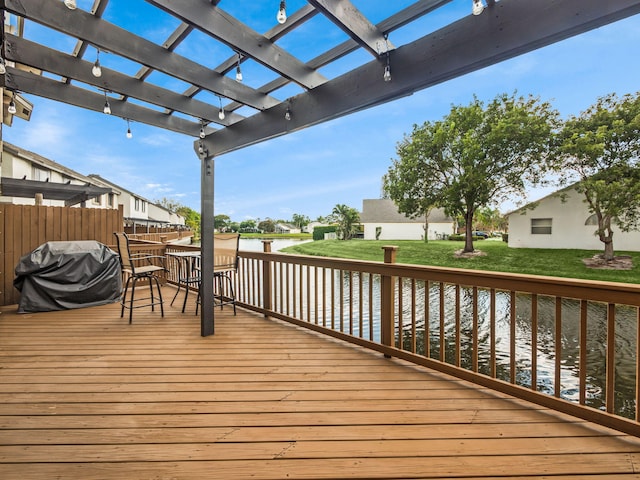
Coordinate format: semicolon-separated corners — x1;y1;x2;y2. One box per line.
4;1;640;222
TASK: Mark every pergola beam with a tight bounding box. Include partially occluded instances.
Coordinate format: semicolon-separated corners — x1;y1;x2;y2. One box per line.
4;35;242;127
145;0;327;90
1;0;279;111
201;0;640;157
307;0;394;57
4;68;203;137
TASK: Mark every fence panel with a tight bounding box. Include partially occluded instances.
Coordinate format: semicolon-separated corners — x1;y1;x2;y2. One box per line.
0;204;123;306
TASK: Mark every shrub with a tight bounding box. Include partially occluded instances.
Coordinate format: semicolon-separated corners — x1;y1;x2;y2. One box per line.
313;226;337;241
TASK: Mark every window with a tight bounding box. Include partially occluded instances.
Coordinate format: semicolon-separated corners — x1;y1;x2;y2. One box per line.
585;214;598;226
107;193;115;208
531;218;552;235
32;165;49;181
92;195;102;205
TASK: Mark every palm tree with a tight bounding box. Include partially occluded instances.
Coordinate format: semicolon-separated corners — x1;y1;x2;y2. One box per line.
332;204;360;240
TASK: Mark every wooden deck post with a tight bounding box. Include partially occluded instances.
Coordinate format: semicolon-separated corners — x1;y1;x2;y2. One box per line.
262;240;273;315
381;245;398;357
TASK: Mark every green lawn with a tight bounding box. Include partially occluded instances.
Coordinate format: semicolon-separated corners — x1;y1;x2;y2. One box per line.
281;239;640;284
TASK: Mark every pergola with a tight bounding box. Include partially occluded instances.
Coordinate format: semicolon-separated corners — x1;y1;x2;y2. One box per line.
1;0;639;335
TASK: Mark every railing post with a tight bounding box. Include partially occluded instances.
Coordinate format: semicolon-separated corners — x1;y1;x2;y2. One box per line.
381;245;398;358
262;240;273;316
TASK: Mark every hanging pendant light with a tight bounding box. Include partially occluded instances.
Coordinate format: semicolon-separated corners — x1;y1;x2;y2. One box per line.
126;119;133;139
0;58;6;75
103;91;111;115
8;98;17;115
277;0;287;24
218;97;226;120
92;50;102;77
472;0;485;16
235;54;243;82
64;0;77;10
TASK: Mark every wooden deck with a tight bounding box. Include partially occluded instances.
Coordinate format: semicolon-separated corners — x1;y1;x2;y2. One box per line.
2;287;640;479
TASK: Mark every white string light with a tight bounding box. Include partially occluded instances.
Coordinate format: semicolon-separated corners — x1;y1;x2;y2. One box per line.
103;91;111;115
92;49;102;77
126;118;132;138
64;0;77;10
277;0;287;24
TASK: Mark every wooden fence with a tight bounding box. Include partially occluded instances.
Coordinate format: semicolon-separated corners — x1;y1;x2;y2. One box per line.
0;204;124;306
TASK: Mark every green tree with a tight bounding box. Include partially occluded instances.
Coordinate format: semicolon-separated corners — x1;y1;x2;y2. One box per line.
258;218;276;233
214;214;231;232
558;92;640;260
384;93;558;253
474;207;506;233
155;197;200;237
332;204;360;240
291;213;310;230
239;219;257;232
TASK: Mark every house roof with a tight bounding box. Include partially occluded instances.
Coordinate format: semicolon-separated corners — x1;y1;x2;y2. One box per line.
504;183;579;217
2;0;636;157
360;198;452;224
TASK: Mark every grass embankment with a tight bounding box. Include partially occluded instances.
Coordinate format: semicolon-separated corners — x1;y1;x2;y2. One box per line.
281;239;640;284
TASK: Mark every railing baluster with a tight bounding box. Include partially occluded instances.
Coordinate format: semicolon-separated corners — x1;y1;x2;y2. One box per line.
322;267;327;327
349;271;354;335
359;272;364;338
411;278;417;354
455;284;461;367
381;246;397;356
331;268;335;330
636;306;640;422
606;302;616;413
425;281;430;359
439;283;445;363
531;293;538;391
369;273;374;341
340;270;345;333
555;296;562;398
510;291;516;384
472;286;478;372
398;277;404;349
490;288;496;378
580;299;587;405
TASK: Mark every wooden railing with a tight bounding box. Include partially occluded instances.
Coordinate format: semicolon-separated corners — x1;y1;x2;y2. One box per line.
126;231;193;244
234;243;640;437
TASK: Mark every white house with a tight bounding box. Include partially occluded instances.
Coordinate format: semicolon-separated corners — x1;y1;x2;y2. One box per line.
0;142;114;207
274;223;301;234
89;175;184;230
360;199;455;241
506;186;640;251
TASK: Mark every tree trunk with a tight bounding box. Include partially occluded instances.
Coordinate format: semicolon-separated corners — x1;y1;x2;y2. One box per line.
603;240;615;261
463;209;475;253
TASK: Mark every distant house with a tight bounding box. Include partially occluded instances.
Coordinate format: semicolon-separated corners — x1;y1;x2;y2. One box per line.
89;175;184;230
360;199;455;241
275;223;301;234
506;186;640;251
0;142;114;208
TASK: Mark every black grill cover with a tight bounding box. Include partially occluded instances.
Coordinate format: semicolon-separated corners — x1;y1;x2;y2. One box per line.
14;240;122;313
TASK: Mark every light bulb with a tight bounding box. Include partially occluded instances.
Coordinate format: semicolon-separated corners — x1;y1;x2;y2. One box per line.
103;100;111;115
198;142;204;154
383;65;392;82
8;99;17;114
64;0;77;10
235;65;243;82
0;59;6;75
126;128;132;139
92;59;102;77
199;126;206;139
218;108;225;120
472;0;485;16
277;1;287;24
284;108;291;121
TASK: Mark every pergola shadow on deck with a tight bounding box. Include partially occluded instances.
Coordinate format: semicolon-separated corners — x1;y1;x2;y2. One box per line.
2;287;640;479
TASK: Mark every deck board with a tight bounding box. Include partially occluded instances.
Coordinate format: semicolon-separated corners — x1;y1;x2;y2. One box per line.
2;287;640;479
